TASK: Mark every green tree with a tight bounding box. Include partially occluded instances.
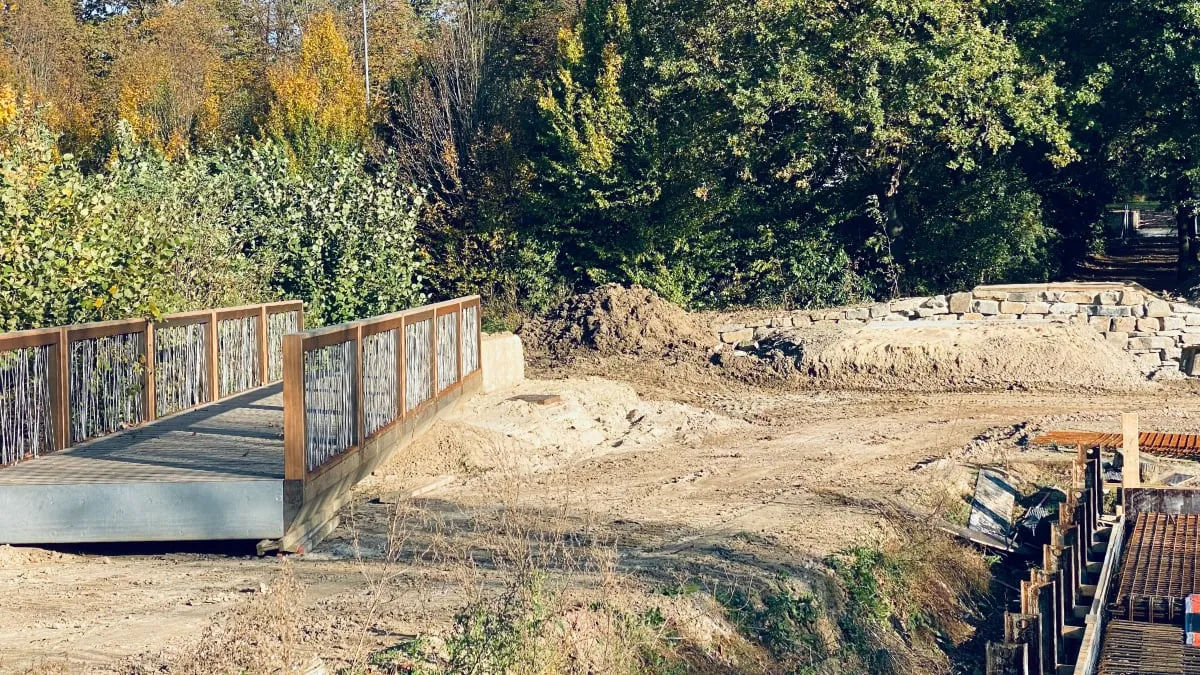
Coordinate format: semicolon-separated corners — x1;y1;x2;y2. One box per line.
1022;0;1200;272
525;0;1074;306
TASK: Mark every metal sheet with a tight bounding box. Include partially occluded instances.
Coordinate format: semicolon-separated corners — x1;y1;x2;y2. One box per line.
968;468;1017;541
0;479;285;543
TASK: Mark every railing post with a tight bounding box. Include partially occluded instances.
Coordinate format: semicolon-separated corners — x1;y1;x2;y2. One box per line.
283;333;305;481
51;328;69;451
430;309;439;396
397;316;406;419
257;305;269;386
206;311;219;402
456;300;464;386
355;323;364;446
144;320;155;421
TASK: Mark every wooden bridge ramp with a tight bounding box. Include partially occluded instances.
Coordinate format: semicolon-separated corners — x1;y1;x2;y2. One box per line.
0;297;482;550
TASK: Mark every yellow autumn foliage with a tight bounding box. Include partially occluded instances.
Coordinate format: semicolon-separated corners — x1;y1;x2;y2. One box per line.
114;0;228;157
0;85;17;128
266;12;366;159
0;0;97;151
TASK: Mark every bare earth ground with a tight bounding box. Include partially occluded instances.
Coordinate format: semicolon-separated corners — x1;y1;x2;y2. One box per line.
0;355;1198;672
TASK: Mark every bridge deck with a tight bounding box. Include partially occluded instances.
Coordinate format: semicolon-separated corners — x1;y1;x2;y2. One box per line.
0;386;289;544
0;385;285;486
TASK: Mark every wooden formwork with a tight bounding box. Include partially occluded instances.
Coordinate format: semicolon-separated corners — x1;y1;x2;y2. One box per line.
987;447;1110;675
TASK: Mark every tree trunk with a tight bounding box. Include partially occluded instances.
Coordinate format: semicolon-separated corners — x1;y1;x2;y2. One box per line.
1178;208;1190;279
1175;173;1196;278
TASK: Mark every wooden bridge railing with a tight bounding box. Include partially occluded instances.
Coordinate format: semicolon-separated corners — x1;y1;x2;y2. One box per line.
282;296;481;481
0;301;303;467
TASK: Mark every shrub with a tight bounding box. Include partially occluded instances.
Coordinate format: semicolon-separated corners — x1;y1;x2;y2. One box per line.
0;96;257;330
0;88;425;331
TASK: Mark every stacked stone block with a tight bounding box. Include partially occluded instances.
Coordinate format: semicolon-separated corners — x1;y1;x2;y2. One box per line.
710;284;1200;376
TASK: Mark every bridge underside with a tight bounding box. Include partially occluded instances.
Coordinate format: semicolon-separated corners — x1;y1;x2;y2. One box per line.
0;386;287;543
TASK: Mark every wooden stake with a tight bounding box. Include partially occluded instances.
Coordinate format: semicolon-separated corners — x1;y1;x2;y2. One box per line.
1122;412;1140;488
52;328;69;451
257;306;269;386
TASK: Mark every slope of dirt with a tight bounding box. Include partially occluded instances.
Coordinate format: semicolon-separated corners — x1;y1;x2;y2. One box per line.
805;321;1152;392
520;284;714;358
353;377;749;499
4;372;1200;672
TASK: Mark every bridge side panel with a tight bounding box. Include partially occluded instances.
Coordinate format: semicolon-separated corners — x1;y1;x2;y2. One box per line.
0;480;285;543
280;372;480;552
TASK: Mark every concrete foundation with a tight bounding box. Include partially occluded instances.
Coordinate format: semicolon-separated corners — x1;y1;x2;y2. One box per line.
482;332;524;393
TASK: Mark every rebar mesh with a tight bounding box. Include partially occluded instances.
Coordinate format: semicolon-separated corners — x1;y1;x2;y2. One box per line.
304;340;356;472
0;345;55;466
437;312;459;392
1111;512;1200;623
462;305;479;375
69;332;145;444
154;323;210;417
363;329;398;438
218;315;261;397
267;310;300;382
405;318;432;411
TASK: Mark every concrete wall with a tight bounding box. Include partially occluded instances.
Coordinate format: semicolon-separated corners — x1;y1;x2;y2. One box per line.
710;282;1200;376
482;332;525;393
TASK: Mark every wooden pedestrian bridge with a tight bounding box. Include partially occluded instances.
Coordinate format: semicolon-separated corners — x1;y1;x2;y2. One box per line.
0;296;482;551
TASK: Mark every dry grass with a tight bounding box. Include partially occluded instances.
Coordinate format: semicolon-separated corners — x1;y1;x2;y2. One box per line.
120;463;991;675
160;563;307;674
11;660;73;675
344;471;746;674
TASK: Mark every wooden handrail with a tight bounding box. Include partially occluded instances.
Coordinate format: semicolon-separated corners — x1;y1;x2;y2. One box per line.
64;318;147;342
0;327;62;351
0;300;305;467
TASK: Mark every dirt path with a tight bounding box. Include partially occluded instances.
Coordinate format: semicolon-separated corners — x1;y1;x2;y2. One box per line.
1075;219;1179;293
1;360;1196;672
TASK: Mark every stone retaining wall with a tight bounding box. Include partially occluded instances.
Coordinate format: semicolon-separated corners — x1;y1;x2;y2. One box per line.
710;283;1200;375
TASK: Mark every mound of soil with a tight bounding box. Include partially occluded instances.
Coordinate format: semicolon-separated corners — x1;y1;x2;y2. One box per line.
521;284;714;357
804;321;1151;392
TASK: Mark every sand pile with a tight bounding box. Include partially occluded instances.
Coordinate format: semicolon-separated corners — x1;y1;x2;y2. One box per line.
804;321;1152;392
521;284;713;357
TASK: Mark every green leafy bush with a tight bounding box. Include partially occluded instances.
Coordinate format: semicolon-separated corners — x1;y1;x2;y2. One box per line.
0;94;425;331
0;107;255;330
216;145;426;326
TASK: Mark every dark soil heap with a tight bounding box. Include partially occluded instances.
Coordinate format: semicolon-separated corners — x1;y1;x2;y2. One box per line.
521;284;714;357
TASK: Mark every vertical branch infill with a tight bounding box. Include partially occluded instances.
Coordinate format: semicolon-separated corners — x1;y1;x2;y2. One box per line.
301;337;356;473
461;301;480;375
362;327;398;438
0;343;55;466
66;327;146;445
153;322;210;418
217;314;262;398
403;317;432;412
